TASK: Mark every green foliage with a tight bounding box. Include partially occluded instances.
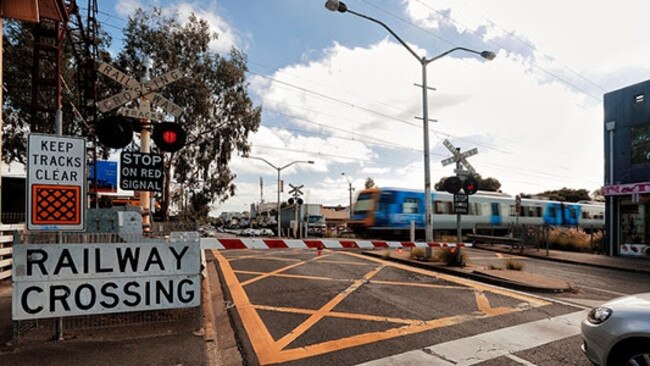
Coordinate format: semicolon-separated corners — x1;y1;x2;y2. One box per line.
525;187;591;202
2;20;113;162
434;174;501;192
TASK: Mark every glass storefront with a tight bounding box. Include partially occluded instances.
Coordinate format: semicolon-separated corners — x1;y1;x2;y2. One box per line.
619;197;650;257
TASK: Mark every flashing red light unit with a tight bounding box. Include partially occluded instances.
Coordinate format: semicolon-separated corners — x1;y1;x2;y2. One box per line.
153;122;186;152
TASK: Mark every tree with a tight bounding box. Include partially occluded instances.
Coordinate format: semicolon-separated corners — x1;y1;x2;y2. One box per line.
118;8;261;219
534;188;591;202
2;20;113;162
434;174;501;192
365;177;376;189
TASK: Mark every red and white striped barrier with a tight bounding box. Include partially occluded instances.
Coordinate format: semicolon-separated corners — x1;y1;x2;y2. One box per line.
200;237;470;250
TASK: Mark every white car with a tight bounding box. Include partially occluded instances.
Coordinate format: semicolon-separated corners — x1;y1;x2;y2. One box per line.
581;293;650;365
258;228;275;237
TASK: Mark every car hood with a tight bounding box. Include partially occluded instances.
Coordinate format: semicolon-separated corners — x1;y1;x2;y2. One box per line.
604;293;650;309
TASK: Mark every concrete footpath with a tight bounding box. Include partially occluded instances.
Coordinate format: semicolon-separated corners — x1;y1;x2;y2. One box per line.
364;244;650;293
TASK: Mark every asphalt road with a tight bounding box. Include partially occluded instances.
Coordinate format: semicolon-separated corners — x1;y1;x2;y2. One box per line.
465;247;650;307
211;248;594;366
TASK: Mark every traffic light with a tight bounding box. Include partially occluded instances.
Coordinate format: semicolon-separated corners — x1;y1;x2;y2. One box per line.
444;176;462;194
153;122;186;152
463;177;479;195
96;116;133;148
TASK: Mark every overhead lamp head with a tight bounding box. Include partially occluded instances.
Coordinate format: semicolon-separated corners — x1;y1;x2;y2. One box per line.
480;50;496;61
325;0;348;12
308;161;315;164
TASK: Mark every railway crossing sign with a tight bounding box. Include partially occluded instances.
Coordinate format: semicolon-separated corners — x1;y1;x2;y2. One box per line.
441;139;478;175
288;184;304;196
96;62;185;118
27;134;86;231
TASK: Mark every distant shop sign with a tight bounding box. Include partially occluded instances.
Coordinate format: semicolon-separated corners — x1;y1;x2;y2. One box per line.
120;151;164;192
12;240;201;320
27;134;86;231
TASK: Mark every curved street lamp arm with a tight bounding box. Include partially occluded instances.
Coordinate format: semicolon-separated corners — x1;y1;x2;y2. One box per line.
247;156;279;170
346;9;422;62
425;47;493;64
280;160;314;170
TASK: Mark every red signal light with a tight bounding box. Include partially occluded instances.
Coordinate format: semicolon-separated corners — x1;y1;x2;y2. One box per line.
153;122;186;152
163;130;177;144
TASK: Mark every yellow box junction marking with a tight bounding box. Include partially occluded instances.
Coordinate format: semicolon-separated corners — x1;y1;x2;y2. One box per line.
213;250;550;365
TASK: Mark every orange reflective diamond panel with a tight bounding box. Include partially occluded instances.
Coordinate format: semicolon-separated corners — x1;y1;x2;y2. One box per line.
31;184;81;225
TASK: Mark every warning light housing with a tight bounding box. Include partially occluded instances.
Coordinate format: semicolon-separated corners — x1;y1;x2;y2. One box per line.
444;176;462;194
96;116;134;149
153;122;186;152
463;177;479;195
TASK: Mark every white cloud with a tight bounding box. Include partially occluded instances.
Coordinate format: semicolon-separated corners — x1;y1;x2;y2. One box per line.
114;0;146;18
238;37;603;214
172;2;240;53
404;0;650;89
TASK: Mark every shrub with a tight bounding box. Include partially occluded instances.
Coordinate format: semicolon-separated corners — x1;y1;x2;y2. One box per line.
548;228;603;252
505;259;524;271
410;247;427;260
435;247;467;267
488;264;503;270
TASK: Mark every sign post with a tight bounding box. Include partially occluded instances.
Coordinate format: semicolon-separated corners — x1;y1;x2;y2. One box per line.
441;139;479;244
27;134;86;231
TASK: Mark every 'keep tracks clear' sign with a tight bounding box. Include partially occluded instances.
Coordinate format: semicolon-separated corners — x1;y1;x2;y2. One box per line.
27;134;86;231
12;236;201;320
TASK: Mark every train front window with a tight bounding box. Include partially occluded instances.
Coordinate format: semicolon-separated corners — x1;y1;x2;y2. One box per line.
354;193;374;214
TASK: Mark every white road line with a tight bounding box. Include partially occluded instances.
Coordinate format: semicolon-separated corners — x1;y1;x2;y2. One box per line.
506;354;539;365
577;285;628;297
357;310;586;366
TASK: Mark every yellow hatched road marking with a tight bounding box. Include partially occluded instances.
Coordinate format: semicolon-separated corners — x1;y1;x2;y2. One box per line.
239;253;331;287
370;279;470;290
253;304;422;325
234;270;355;283
274;264;385;351
213;249;552;365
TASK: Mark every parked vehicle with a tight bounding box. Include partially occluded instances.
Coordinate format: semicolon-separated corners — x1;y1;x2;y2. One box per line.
241;228;261;237
258;228;275;237
280;203;326;238
349;187;604;238
581;293;650;365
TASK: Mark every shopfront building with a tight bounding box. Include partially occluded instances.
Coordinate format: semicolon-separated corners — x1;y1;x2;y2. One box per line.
603;80;650;258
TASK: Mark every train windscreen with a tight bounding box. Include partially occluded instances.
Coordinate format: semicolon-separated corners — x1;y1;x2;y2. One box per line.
354;193;374;213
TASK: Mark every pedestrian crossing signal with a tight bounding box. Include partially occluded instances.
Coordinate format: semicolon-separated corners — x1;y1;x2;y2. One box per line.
153;122;186;152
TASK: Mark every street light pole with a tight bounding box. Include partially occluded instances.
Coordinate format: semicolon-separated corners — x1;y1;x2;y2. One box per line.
247;156;314;238
324;0;495;242
341;173;354;216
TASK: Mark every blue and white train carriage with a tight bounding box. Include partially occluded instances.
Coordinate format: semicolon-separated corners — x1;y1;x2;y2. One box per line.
349;187;604;238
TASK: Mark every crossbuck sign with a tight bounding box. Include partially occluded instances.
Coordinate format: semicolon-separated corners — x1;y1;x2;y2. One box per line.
440;139;478;175
97;62;184;118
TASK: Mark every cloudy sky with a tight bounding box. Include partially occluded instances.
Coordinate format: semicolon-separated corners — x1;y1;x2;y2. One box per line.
105;0;650;215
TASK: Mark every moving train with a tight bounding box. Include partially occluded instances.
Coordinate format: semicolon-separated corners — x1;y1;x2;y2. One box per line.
348;187;605;238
